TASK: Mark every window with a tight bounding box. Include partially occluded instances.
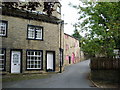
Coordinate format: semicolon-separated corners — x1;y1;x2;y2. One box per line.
57;6;61;13
13;54;19;64
0;49;6;71
27;25;43;40
0;20;8;37
27;50;43;70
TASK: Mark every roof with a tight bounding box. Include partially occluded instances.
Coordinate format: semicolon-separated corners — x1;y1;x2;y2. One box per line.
64;33;79;41
1;7;62;24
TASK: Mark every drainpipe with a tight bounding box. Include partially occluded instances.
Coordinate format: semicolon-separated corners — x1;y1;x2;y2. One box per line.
59;20;64;73
59;48;62;73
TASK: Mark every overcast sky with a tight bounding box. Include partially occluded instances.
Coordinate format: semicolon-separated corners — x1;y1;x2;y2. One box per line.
19;0;80;35
61;0;80;35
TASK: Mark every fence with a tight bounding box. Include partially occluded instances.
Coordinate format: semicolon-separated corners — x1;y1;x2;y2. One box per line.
90;57;120;83
90;57;120;70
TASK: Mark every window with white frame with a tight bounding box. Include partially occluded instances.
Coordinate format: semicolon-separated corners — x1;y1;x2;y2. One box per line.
27;50;42;70
0;49;5;71
27;25;43;40
0;21;7;36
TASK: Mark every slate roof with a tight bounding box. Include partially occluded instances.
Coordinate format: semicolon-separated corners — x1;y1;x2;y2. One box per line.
64;33;80;41
1;7;62;24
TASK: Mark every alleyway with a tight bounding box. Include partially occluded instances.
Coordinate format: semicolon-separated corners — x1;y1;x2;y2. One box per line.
3;60;98;88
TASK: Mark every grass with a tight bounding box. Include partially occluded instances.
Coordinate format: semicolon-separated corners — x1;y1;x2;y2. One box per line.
2;73;51;82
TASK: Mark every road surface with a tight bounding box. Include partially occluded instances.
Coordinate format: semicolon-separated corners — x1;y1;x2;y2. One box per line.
3;60;98;88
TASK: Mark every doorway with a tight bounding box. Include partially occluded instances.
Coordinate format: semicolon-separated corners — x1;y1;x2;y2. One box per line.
11;50;22;73
46;51;55;72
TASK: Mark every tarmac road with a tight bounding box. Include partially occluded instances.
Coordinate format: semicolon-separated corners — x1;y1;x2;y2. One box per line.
3;60;99;88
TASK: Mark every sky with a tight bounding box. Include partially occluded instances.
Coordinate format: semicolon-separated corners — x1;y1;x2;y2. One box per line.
61;0;80;35
18;0;81;35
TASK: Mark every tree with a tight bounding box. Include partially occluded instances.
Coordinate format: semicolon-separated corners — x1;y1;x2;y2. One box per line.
72;2;120;57
72;24;82;47
72;24;82;40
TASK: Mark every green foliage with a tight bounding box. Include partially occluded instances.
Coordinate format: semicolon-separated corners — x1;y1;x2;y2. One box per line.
81;37;115;57
73;1;120;57
72;24;82;40
72;24;82;47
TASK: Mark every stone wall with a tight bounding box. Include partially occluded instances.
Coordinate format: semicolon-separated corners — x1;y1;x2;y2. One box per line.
64;33;82;66
0;15;63;73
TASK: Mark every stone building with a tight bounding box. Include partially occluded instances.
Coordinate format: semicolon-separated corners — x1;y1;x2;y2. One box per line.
0;2;64;74
64;33;84;66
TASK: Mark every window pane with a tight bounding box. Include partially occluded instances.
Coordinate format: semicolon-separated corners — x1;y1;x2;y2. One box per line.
28;56;30;60
0;49;5;70
0;66;2;70
36;28;42;39
35;65;37;68
28;51;31;55
0;60;2;64
13;54;19;64
31;65;34;68
0;22;7;36
2;55;4;59
27;25;43;40
32;51;34;55
38;57;41;60
35;52;38;55
0;56;2;59
28;27;35;39
31;61;34;64
38;52;41;55
35;57;37;60
37;64;39;68
38;61;41;65
27;51;42;69
31;56;34;60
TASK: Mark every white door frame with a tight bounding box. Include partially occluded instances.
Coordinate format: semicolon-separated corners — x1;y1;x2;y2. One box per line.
10;49;22;73
46;51;55;72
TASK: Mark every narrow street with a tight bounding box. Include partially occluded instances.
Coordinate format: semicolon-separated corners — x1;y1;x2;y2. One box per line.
3;60;97;88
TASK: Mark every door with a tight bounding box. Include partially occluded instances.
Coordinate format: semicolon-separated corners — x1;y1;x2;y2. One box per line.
46;52;55;71
11;51;21;73
69;56;71;64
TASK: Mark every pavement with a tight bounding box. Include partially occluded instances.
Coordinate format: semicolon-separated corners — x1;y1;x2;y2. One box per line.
2;60;99;88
